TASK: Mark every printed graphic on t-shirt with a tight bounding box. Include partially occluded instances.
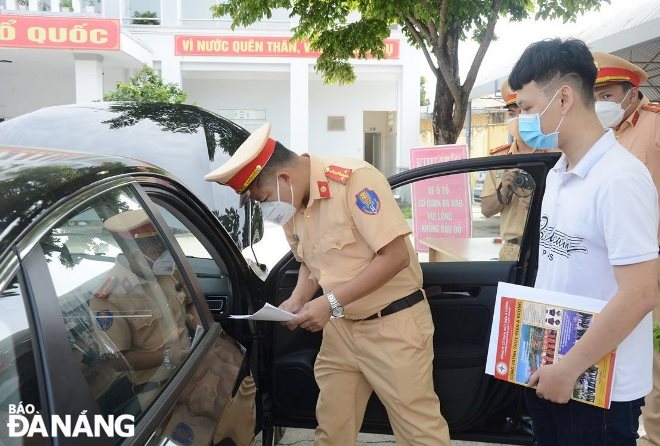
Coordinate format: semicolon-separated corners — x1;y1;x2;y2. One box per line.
539;215;588;260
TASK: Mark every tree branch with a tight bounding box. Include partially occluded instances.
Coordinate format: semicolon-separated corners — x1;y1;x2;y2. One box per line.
406;15;433;42
438;0;448;48
462;0;504;94
403;17;438;77
433;45;462;105
419;0;439;40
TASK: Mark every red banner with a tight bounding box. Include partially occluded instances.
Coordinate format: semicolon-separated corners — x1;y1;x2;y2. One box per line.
0;15;120;50
175;35;399;59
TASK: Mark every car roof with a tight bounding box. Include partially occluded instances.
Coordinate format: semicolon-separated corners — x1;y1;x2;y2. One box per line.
0;145;168;259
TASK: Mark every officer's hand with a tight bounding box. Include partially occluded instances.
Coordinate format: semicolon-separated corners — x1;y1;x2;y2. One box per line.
169;343;191;366
527;362;580;404
279;294;305;314
499;170;517;204
295;297;331;332
280;295;307;330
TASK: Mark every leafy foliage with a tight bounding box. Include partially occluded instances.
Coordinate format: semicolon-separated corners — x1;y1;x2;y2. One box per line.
212;0;607;143
103;66;186;104
655;322;660;353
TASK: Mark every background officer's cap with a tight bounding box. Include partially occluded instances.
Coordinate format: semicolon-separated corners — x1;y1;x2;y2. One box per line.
204;122;276;194
104;210;158;240
593;52;648;87
501;80;517;106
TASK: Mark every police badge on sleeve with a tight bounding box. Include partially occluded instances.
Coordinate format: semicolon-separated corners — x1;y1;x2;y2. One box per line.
355;188;380;215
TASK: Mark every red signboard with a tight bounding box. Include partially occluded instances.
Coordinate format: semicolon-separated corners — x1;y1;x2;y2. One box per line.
410;145;471;252
175;35;399;59
0;15;120;50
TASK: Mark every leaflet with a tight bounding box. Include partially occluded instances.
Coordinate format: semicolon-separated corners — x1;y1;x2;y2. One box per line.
486;282;616;408
230;303;295;322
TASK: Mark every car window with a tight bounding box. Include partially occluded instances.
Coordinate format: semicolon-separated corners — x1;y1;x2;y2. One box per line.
154;204;234;320
0;275;43;446
393;167;536;262
36;187;204;422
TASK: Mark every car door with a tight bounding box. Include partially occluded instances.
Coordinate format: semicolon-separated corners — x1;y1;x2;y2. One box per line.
260;152;560;445
15;178;255;445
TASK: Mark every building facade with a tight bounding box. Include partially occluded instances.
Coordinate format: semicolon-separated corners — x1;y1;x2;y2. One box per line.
0;0;421;174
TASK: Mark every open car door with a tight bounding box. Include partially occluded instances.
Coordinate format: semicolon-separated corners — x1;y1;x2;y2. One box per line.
259;152;561;445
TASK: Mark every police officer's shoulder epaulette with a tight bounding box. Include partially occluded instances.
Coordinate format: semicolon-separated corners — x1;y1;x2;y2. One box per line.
642;103;660;113
325;165;353;185
489;143;511;156
93;276;118;300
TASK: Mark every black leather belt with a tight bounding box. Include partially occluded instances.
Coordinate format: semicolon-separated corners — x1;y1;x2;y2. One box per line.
363;290;424;321
506;237;521;246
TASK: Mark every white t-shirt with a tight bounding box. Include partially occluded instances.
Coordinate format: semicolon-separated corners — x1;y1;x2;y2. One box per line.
535;129;659;401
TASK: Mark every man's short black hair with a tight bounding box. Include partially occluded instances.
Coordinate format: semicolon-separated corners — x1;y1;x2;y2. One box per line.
509;38;597;106
254;141;297;186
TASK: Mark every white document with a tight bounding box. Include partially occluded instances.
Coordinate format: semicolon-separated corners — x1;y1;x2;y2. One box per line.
230;303;296;322
485;282;607;376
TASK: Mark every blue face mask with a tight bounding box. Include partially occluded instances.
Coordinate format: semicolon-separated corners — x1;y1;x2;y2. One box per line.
517;89;565;150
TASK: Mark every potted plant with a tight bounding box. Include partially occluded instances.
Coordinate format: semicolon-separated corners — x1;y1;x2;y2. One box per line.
38;0;50;11
17;0;29;10
132;10;160;25
59;0;72;11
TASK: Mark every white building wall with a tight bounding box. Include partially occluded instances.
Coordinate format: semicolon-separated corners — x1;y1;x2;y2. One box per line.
183;77;291;146
0;59;75;119
308;78;398;159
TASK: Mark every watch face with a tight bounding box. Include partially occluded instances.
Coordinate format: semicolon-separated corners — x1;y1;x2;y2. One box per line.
331;306;344;317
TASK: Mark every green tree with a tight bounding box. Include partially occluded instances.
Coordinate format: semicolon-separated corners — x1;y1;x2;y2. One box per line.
420;75;430;107
104;66;186;104
212;0;606;144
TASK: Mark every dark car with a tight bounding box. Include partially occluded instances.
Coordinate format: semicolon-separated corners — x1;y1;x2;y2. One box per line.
0;106;562;445
0;102;263;255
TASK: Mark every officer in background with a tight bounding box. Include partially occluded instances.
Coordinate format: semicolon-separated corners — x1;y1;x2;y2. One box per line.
91;210;196;410
204;123;450;446
480;80;536;261
592;51;660;446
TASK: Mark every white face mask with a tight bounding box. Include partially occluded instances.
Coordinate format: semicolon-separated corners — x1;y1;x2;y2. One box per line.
260;175;297;225
595;90;632;128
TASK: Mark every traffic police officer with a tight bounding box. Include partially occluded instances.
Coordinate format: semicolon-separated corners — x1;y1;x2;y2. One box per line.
592;51;660;446
205;123;450;446
480;80;536;261
91;210;195;410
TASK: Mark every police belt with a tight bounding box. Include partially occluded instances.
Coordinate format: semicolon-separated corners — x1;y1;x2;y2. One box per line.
134;379;168;394
505;237;521;246
362;290;424;321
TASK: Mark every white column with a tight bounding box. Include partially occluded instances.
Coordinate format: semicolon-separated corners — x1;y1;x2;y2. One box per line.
289;61;309;154
51;0;60;12
74;54;104;103
160;58;181;86
28;0;38;11
160;0;178;26
73;0;81;13
6;0;17;10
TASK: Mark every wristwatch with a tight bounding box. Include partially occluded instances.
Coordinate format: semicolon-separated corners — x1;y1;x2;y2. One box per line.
162;347;175;370
325;291;344;318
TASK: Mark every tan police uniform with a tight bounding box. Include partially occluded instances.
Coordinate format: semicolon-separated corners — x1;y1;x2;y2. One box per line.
90;210;193;410
481;113;534;261
204;123;451;446
593;51;660;446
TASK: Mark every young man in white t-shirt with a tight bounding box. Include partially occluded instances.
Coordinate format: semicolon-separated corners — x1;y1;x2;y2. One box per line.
508;38;659;445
